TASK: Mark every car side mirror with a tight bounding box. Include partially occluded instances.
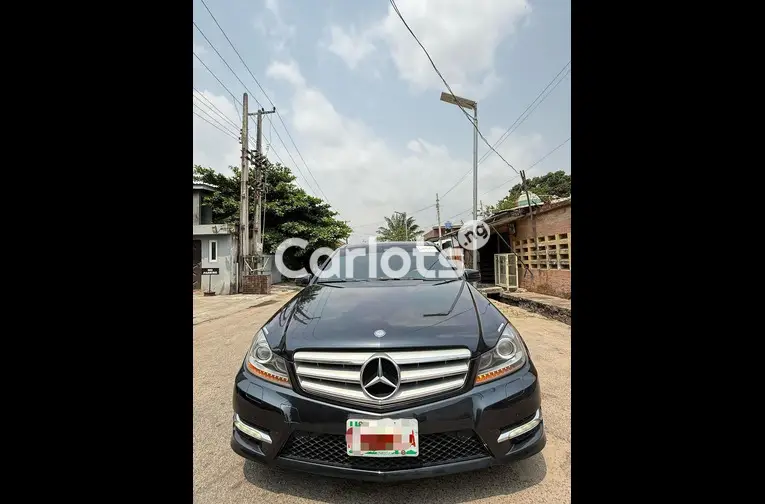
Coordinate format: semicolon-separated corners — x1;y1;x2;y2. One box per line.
464;268;481;282
296;274;311;286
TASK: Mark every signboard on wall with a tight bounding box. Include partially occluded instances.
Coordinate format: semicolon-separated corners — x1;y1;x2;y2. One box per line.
202;268;219;275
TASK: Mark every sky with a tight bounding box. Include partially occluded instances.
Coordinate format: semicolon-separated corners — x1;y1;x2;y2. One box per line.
193;0;571;245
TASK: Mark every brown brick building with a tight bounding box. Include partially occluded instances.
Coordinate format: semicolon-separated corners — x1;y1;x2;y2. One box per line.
425;198;571;298
511;199;571;298
449;197;571;299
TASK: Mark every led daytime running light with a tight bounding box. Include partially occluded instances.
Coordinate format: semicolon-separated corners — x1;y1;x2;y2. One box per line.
475;363;515;384
247;360;290;384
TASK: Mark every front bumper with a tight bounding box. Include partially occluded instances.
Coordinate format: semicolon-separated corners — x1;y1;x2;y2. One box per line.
231;362;545;482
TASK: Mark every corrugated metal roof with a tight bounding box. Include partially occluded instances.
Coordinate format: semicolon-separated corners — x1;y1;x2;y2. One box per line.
505;195;570;212
193;181;218;191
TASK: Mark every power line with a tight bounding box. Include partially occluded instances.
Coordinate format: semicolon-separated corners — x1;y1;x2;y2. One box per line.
489;137;571;194
193;87;239;129
193;97;240;136
389;0;519;175
196;1;335;212
352;134;569;231
193;23;322;199
193;40;314;195
194;55;299;186
444;137;571;222
479;64;571;165
438;62;570;201
193;110;238;140
192;82;265;151
471;136;571;208
191;65;263;147
193;52;243;119
192;102;240;138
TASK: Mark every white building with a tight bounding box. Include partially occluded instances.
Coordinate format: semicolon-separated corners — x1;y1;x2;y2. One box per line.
193;182;237;295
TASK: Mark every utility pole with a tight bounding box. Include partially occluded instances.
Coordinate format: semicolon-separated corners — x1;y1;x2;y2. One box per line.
520;170;538;271
436;193;442;241
472;103;478;271
249;106;276;263
239;93;249;290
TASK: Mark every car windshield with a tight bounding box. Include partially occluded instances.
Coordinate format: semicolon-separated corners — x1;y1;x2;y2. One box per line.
316;244;460;282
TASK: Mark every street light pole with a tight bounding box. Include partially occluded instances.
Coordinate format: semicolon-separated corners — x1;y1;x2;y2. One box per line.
472;103;478;227
439;92;479;270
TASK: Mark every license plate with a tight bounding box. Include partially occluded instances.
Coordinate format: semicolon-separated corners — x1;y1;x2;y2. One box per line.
346;418;419;457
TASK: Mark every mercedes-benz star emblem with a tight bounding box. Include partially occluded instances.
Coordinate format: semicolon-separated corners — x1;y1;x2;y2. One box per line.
360;355;400;401
374;329;386;338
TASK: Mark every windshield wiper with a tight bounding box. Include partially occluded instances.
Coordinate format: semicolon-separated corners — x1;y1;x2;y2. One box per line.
373;276;459;282
316;279;367;283
432;277;463;286
374;277;429;281
385;276;462;282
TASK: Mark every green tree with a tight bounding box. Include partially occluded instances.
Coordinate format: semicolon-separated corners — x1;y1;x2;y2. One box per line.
376;212;422;241
485;170;571;215
193;161;352;271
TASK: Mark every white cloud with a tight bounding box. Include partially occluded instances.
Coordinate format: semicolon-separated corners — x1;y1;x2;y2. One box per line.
192;62;550;243
265;60;305;88
325;0;531;100
326;25;376;69
263;60;546;243
254;0;296;53
407;140;423;153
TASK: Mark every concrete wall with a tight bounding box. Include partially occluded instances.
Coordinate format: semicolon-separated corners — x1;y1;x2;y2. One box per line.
512;204;571;298
198;234;234;295
262;254;282;284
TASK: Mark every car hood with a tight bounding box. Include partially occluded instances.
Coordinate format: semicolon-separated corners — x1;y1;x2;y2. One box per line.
266;281;487;355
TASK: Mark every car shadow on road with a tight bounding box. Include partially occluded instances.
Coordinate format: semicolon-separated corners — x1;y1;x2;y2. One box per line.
243;454;546;503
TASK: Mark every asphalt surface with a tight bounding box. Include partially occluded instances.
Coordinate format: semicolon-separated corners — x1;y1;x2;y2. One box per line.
193;289;571;504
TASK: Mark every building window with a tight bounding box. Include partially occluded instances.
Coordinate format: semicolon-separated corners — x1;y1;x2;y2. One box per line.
209;240;218;262
513;233;570;270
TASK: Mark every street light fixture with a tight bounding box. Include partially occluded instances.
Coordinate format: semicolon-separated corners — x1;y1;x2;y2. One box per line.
393;211;408;241
439;91;478;271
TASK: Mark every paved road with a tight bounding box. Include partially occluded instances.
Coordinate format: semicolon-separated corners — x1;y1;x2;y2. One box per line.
193;291;571;504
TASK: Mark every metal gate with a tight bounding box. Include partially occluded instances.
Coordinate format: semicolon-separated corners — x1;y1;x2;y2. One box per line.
494;253;518;289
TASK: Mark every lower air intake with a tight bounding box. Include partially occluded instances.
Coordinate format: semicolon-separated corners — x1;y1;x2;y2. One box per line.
279;431;490;471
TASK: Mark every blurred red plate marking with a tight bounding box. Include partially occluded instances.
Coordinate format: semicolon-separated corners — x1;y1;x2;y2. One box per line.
346;418;419;457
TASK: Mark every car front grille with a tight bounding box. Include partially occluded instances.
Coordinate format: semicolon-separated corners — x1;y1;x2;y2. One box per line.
292;348;472;407
279;430;490;471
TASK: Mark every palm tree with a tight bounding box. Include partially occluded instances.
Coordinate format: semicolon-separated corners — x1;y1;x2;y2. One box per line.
376;212;422;241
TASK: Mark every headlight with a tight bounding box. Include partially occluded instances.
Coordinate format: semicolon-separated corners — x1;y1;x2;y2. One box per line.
245;329;290;387
475;322;527;384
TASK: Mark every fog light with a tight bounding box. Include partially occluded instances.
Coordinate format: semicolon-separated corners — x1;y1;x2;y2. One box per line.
234;414;272;444
497;409;542;443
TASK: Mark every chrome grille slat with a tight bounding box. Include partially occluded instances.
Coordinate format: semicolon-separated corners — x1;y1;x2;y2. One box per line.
294;365;360;383
293;348;472;407
293;348;470;366
400;363;469;382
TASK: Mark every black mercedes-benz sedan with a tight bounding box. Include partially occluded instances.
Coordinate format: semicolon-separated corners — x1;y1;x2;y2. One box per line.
231;241;545;482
